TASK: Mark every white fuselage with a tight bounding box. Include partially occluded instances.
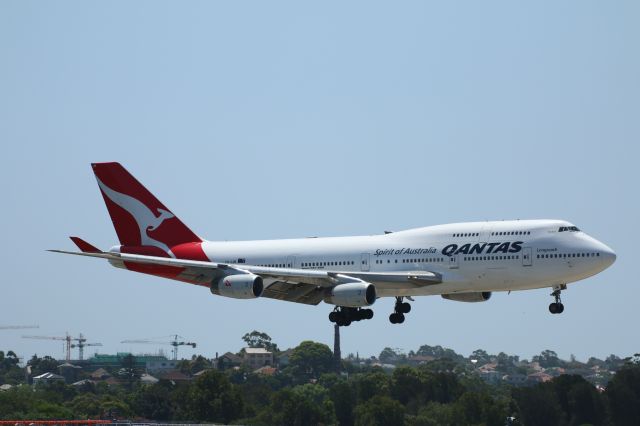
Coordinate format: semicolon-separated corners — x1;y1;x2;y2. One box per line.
197;219;615;298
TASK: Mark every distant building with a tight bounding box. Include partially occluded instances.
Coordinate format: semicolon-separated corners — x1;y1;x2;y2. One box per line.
407;355;435;366
214;352;243;370
33;372;65;386
71;379;95;387
527;371;553;383
86;353;177;373
90;368;111;380
254;366;277;376
243;347;273;370
140;373;159;384
157;370;191;382
502;374;527;386
58;362;82;383
479;369;501;384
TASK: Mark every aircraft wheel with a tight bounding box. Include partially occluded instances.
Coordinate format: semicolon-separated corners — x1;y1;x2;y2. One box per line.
364;309;374;320
400;302;411;314
397;313;405;324
549;303;558;314
557;303;565;314
329;312;338;323
389;313;398;324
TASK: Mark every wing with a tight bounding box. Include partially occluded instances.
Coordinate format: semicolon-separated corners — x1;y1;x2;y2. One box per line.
48;249;442;305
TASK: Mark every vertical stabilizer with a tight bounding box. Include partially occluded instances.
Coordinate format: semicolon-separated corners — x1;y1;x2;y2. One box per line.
91;162;201;255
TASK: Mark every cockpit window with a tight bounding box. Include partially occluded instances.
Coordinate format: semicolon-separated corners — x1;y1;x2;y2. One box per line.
558;226;580;232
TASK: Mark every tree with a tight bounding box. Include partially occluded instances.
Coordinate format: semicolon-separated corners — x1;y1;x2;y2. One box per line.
391;366;427;406
242;331;279;352
355;370;391;402
287;341;333;381
181;369;243;423
354;395;405;426
548;375;605;426
605;364;640;426
454;391;509;426
131;381;175;420
27;355;59;377
329;380;356;426
119;353;140;389
470;349;490;365
532;350;561;368
512;385;565;426
254;387;335;426
379;347;397;364
415;345;463;361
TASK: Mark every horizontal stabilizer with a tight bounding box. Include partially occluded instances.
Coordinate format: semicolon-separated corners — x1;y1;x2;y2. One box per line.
69;237;102;253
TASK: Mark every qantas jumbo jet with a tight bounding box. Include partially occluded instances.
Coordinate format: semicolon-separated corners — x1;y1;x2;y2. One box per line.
51;163;616;326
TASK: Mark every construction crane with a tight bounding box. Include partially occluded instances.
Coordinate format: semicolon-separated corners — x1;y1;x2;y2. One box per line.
22;333;102;361
121;334;197;360
0;325;39;330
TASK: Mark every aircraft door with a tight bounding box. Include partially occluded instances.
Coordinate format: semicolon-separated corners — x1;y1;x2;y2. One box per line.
522;247;532;267
449;255;459;269
361;253;370;271
286;256;296;268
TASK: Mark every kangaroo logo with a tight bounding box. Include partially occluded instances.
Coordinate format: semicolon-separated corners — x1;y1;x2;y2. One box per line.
96;178;176;257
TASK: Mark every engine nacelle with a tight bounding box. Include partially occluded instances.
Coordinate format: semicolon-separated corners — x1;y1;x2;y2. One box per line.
441;292;492;303
324;282;377;307
211;274;264;299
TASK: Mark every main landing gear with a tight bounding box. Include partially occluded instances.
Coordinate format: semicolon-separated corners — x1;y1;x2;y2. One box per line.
549;285;566;314
329;307;374;327
389;297;412;324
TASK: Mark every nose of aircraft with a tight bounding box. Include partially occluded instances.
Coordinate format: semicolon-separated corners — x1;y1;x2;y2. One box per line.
595;240;616;269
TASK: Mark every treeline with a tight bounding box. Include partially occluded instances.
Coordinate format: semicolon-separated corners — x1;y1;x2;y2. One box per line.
1;344;640;425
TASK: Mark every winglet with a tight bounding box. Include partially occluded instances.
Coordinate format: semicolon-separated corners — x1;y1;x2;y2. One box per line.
69;237;102;253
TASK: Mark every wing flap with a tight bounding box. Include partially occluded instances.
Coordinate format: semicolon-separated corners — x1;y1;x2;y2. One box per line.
262;281;324;305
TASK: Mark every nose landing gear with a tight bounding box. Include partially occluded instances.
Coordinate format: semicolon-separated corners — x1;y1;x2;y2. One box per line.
389;297;412;324
329;307;374;327
549;285;566;314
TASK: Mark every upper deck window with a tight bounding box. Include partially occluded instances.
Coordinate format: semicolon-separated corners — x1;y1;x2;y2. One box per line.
558;226;580;232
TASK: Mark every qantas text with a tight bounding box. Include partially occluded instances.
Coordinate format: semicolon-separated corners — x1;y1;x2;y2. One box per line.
441;241;523;257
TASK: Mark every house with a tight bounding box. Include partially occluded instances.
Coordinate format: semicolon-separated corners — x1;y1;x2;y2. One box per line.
545;367;566;377
140;373;159;384
407;355;435;366
254;366;277;376
33;372;66;386
193;369;212;377
243;348;273;370
479;369;501;384
58;362;82;383
157;370;191;382
71;379;95;387
214;352;243;370
90;368;111;380
502;374;527;386
527;371;553;383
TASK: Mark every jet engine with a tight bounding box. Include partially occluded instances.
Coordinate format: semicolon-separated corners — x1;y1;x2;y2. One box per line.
324;282;377;307
441;292;492;303
211;274;264;299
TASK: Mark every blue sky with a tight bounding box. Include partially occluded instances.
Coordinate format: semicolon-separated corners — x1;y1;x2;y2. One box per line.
1;1;638;363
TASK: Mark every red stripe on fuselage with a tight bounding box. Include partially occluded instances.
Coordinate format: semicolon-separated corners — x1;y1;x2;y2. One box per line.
120;243;209;283
171;242;210;261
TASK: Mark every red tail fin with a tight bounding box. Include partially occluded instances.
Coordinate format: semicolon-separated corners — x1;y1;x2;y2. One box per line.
91;163;201;254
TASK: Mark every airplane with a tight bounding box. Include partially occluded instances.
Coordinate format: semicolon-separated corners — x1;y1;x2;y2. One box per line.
50;162;617;326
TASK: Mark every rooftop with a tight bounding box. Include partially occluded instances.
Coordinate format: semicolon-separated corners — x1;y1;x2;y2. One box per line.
244;347;272;355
